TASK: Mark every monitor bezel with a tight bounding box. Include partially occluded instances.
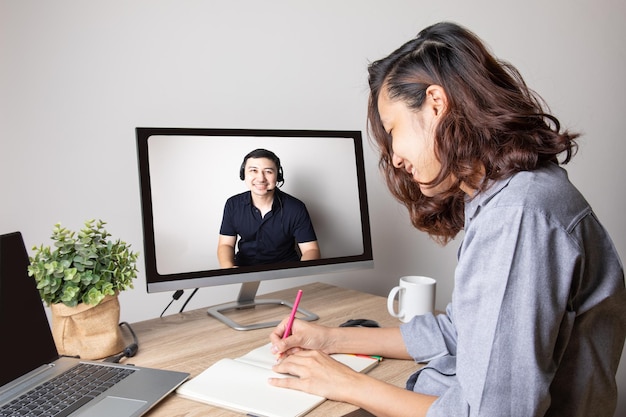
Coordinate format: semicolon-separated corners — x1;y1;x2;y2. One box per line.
136;127;374;294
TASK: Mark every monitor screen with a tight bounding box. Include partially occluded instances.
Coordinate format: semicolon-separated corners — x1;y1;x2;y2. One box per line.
136;128;373;329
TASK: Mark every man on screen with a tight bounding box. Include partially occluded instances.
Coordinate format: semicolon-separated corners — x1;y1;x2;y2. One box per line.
217;148;321;267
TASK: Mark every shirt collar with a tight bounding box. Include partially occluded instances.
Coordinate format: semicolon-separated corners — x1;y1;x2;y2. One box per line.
464;175;514;226
244;190;282;211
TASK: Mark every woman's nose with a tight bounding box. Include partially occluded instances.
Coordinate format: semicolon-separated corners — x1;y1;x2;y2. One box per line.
391;154;403;169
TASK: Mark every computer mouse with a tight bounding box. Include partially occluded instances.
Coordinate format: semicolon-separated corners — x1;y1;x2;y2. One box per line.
339;318;380;328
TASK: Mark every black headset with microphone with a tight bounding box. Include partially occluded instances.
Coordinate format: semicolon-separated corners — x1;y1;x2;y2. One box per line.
239;148;284;188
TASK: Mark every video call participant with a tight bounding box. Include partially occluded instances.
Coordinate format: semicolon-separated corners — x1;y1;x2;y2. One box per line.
268;22;626;417
217;148;320;268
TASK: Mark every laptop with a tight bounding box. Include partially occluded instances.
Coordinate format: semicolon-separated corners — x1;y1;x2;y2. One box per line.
0;231;189;417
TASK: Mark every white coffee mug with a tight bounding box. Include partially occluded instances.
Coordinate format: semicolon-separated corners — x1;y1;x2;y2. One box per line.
387;276;436;322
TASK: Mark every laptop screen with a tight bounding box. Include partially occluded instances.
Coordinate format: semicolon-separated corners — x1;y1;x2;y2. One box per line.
0;232;59;387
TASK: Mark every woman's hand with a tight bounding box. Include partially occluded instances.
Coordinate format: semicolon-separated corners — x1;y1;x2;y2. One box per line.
269;349;361;401
270;317;409;361
269;317;334;358
271;348;438;417
268;319;436;416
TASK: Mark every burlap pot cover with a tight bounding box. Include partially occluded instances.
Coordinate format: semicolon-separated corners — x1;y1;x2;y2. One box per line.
50;294;125;360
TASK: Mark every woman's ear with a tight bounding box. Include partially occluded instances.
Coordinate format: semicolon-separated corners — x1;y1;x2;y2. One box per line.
426;85;448;116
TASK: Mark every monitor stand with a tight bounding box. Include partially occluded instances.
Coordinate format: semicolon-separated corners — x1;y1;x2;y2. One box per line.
207;281;319;331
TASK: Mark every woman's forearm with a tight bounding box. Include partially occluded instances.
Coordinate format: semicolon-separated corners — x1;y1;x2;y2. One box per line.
327;326;413;360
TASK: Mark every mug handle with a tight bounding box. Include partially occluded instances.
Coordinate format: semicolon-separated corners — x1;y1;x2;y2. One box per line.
387;286;404;318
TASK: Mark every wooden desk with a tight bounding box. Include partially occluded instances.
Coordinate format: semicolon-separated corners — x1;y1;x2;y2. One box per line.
128;282;421;416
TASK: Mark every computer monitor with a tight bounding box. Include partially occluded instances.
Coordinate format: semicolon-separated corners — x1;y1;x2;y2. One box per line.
136;128;373;330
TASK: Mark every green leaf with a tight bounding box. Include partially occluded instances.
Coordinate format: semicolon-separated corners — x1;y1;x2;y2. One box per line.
27;219;139;307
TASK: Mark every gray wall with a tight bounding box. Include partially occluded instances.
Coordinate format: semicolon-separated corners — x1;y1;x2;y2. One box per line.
1;1;624;415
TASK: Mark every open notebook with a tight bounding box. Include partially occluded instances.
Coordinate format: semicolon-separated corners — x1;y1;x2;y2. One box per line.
177;342;381;417
0;231;189;417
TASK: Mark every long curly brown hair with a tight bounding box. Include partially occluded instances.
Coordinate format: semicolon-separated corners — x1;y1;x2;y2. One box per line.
367;22;578;244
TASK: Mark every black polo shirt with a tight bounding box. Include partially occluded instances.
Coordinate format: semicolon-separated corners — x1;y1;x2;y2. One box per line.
219;190;317;266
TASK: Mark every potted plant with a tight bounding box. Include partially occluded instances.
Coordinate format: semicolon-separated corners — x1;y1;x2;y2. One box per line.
28;219;139;360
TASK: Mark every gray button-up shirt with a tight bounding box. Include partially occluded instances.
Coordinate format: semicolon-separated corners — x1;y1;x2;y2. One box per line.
401;163;626;417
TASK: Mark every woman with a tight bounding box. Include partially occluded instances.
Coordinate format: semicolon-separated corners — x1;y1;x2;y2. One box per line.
268;22;626;417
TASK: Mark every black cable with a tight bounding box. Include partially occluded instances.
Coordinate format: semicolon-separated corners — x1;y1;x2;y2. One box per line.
119;321;138;345
102;322;139;363
160;289;184;317
179;288;198;313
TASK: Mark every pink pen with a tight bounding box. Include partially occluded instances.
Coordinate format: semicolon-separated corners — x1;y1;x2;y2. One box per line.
282;289;303;339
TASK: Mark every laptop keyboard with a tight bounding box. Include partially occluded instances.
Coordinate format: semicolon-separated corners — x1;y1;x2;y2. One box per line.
0;363;135;417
